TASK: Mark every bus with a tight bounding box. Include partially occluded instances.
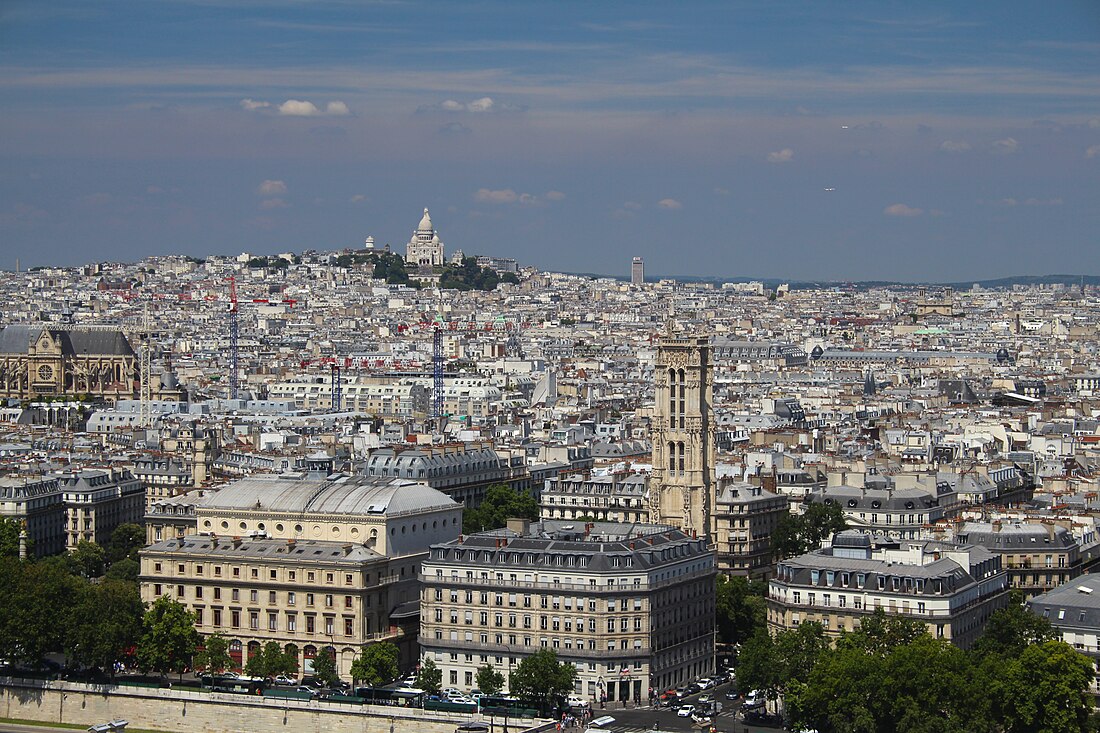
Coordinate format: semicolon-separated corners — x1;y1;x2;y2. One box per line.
353;686;425;707
478;696;539;718
200;674;265;695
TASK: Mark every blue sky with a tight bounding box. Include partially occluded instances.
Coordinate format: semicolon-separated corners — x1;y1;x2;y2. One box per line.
1;1;1098;281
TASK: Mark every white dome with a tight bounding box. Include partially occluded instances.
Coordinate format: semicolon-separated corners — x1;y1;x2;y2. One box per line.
417;207;433;232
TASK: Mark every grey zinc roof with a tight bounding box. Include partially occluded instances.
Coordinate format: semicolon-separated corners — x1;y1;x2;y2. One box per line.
144;535;384;563
199;474;459;516
1028;574;1100;631
0;325;135;356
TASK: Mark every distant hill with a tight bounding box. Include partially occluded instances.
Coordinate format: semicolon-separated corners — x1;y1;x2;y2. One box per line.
566;271;1100;291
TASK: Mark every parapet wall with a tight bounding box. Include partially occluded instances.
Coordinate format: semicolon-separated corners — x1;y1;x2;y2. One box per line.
1;677;538;733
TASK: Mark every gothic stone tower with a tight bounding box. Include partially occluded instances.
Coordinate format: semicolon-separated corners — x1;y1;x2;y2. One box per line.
650;333;715;539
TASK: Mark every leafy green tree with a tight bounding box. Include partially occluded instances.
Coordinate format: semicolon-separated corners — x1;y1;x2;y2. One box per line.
738;623;828;710
415;657;442;694
350;642;399;686
0;518;30;558
244;641;297;679
994;641;1094;733
508;649;576;716
836;607;927;657
105;557;140;582
71;539;106;578
0;557;78;666
310;648;340;687
973;591;1059;659
772;501;848;559
136;596;199;678
715;575;767;645
66;579;144;673
463;484;539;534
106;523;145;564
195;633;233;675
476;664;505;695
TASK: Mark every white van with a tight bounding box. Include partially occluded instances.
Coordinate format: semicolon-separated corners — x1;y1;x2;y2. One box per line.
566;694;590;710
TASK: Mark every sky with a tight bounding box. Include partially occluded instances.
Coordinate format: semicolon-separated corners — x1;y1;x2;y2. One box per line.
1;1;1099;282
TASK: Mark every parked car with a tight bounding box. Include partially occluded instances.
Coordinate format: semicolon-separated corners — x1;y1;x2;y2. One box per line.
699;678;717;690
742;690;765;711
698;694;713;705
677;704;696;718
295;686;318;698
566;694;590;710
272;675;296;686
442;687;462;697
725;686;741;700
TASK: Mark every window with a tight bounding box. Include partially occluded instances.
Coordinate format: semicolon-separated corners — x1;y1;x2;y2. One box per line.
213;609;222;627
345;618;353;636
250;568;258;579
270;569;277;580
325;595;334;608
326;573;334;584
269;591;277;604
344;596;353;609
194;608;203;625
268;613;277;631
288;592;296;606
249;612;259;630
325;618;334;636
306;616;315;633
287;614;297;631
231;610;240;628
345;574;353;585
250;590;258;603
195;587;204;600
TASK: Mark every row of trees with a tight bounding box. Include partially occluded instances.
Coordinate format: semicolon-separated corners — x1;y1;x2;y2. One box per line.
439;257;519;291
736;597;1095;733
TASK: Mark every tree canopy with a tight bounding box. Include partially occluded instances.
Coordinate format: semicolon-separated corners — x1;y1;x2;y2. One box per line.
462;484;539;534
716;574;767;645
508;649;577;716
309;648;340;687
415;657;442;694
106;523;145;564
476;664;505;695
244;640;297;679
772;501;848;559
195;633;233;675
65;579;144;673
136;596;199;677
350;642;399;686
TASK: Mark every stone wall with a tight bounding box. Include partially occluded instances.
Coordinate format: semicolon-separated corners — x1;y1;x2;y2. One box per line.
1;678;536;733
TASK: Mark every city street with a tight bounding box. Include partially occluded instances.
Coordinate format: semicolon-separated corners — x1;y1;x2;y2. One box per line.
577;681;784;733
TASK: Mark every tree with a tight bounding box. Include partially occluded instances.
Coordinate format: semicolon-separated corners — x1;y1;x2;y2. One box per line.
245;640;298;679
66;579;144;673
0;557;78;667
715;575;767;645
310;648;340;687
737;623;828;711
772;501;848;559
105;557;140;582
0;518;30;558
415;657;442;694
837;607;928;657
136;596;199;678
350;642;399;687
106;523;145;564
993;641;1094;733
476;664;505;695
194;633;233;675
973;591;1059;659
463;484;539;534
508;649;576;716
71;539;106;578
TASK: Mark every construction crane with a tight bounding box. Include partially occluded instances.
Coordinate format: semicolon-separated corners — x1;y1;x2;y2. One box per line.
227;276;239;400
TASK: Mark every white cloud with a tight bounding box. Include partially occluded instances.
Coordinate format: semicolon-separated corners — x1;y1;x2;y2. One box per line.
940;140;971;153
440;100;464;111
350;194;368;203
767;148;794;164
992;137;1019;154
466;97;494;112
1086;144;1100;159
519;193;537;205
278;99;321;116
475;188;518;204
259;198;287;210
258;180;287;196
325;101;350;116
240;98;271;111
884;203;923;217
657;198;682;210
544;190;566;201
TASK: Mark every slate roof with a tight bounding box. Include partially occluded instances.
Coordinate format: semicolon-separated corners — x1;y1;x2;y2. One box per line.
0;325;135;356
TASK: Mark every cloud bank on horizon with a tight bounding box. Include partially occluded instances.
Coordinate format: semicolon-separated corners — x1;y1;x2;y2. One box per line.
0;0;1098;281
